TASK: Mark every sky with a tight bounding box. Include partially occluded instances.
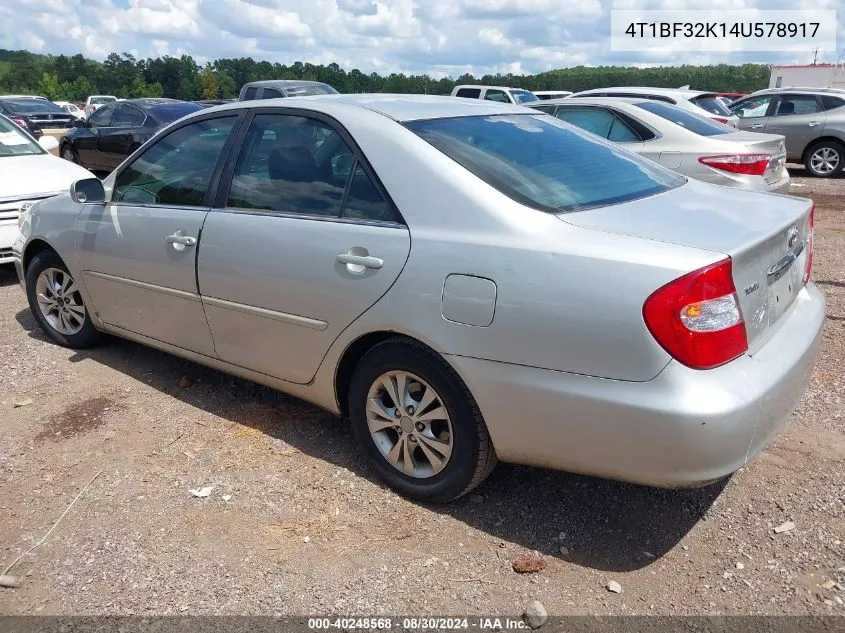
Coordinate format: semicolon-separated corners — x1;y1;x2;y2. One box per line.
2;0;844;78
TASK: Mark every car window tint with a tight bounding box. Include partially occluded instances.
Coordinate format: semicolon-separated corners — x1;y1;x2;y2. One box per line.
553;107;636;141
689;95;733;115
226;114;348;217
342;163;394;222
511;90;539;104
731;96;772;118
87;104;115;127
775;95;820;116
114;117;236;206
455;88;481;99
634;101;732;136
407;114;684;213
112;104;145;127
243;86;258;100
262;88;283;99
484;90;510;103
822;95;845;111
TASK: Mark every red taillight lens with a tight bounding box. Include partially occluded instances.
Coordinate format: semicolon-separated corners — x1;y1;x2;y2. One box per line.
10;118;27;129
643;258;748;370
804;204;814;285
713;117;728;124
698;154;771;176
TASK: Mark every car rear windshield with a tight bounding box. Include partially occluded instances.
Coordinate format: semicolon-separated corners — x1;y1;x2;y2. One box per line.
2;99;65;114
406;114;684;213
151;103;206;124
283;84;339;97
689;94;733;116
634;101;731;136
91;97;116;105
511;90;539;104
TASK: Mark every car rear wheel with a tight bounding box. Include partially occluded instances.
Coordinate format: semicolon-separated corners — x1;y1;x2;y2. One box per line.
25;250;101;348
61;145;78;164
349;339;497;502
804;140;844;178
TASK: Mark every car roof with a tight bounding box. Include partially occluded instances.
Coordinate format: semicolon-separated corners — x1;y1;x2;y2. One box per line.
243;80;330;88
527;96;650;107
453;85;528;92
574;87;713;98
748;87;845;96
204;93;531;122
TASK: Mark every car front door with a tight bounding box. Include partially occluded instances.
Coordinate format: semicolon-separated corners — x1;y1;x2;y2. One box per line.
731;95;774;134
197;110;411;384
764;94;827;159
98;103;147;170
75;104;115;170
76;113;242;356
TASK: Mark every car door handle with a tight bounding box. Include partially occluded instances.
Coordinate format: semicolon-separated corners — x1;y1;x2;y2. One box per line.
750;124;765;129
808;121;820;127
166;230;197;251
336;252;383;270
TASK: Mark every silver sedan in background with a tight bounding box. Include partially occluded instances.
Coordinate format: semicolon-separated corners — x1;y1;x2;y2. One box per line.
13;95;824;502
528;97;790;193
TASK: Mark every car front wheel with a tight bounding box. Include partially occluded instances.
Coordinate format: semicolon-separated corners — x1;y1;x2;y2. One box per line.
25;250;101;348
804;140;844;178
349;339;497;502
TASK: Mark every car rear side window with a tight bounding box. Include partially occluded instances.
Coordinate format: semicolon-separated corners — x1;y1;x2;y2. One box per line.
634;101;731;136
822;95;845;111
406;114;684;213
690;95;733;115
262;88;283;99
455;88;481;99
114;116;236;207
226;113;393;221
775;95;820;116
552;106;640;142
243;86;259;101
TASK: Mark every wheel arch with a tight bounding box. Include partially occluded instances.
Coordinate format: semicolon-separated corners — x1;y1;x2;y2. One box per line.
801;135;845;162
23;238;61;273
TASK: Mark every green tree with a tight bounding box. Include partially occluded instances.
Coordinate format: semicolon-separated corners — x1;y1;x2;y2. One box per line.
199;65;219;99
37;71;60;100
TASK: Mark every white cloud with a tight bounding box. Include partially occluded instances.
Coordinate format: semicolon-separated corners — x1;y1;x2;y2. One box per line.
0;0;842;77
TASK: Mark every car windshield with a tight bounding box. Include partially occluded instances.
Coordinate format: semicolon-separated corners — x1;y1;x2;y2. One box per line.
283;84;339;97
633;101;731;136
406;114;684;213
690;95;733;116
0;116;43;157
91;97;116;105
511;90;539;104
2;99;64;114
149;102;206;124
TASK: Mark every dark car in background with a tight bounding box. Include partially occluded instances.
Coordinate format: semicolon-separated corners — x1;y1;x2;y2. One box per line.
238;80;338;101
60;98;205;172
0;96;75;138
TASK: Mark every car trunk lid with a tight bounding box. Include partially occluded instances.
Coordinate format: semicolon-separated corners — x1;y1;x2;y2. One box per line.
558;179;813;351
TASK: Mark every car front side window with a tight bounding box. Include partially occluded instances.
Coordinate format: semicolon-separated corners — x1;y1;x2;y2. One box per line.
113;116;237;207
731;96;772;118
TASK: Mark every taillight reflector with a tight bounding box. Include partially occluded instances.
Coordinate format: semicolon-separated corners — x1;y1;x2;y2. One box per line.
643;258;748;370
804;204;814;285
713;117;729;124
698;154;771;176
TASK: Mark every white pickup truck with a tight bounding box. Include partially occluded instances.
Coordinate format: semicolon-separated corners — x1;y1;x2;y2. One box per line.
84;95;117;118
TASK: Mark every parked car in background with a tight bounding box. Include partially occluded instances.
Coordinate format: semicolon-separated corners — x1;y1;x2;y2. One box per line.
533;90;573;100
451;85;539;104
718;92;747;103
0;114;93;264
60;98;205;172
729;88;845;178
528;97;789;193
196;99;236;107
570;87;739;127
54;101;86;119
84;95;117;118
238;80;338;101
13;95;823;502
0;96;75;138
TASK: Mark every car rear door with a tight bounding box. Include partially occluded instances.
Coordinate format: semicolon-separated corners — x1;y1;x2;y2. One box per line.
197;109;410;384
76;104;115;170
98;103;147;170
77;112;242;356
764;93;827;159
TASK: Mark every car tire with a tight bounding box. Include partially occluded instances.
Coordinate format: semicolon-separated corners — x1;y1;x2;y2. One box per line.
348;339;497;503
25;250;101;349
61;144;79;164
804;140;844;178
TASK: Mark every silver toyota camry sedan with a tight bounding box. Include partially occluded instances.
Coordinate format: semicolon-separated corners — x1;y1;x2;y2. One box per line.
12;95;825;502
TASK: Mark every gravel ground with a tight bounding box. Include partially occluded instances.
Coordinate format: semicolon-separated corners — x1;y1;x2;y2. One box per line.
0;168;843;617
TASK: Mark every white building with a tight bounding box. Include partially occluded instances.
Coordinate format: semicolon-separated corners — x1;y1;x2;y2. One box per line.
769;63;845;89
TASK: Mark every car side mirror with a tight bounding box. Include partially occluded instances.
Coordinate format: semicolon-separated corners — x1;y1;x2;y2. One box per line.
70;178;106;204
38;135;59;152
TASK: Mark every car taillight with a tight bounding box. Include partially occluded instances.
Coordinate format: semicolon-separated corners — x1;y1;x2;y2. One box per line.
10;117;27;129
713;117;728;124
643;258;748;370
698;154;771;176
804;204;814;285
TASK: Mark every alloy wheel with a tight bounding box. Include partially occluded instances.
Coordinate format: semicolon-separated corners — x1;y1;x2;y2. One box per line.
810;146;840;175
35;267;86;336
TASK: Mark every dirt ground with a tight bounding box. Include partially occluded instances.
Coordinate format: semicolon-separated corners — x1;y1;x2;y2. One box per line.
0;168;843;618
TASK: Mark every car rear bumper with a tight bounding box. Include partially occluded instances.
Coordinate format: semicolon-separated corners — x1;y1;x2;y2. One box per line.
448;282;825;487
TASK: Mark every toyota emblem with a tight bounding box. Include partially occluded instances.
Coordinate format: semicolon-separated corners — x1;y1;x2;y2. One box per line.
787;226;799;249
